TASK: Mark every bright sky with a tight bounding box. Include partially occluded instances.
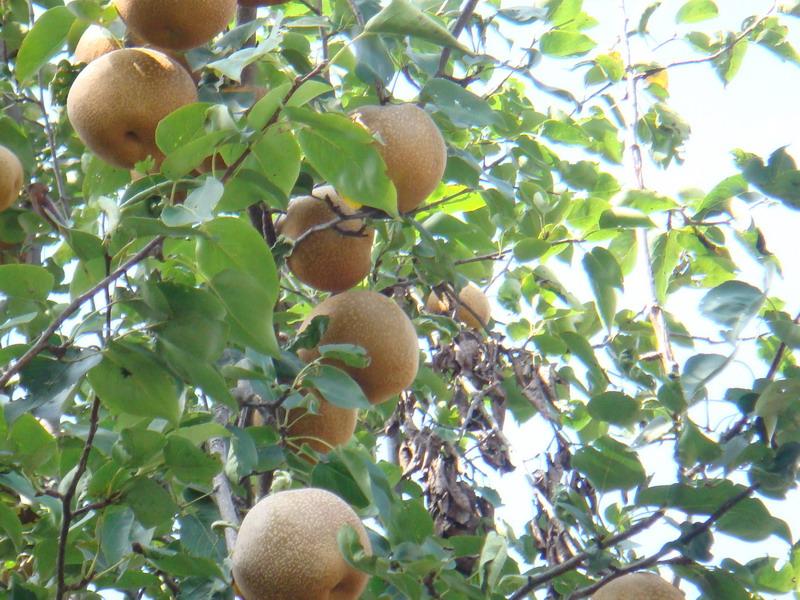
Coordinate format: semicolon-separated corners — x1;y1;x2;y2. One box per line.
491;2;800;598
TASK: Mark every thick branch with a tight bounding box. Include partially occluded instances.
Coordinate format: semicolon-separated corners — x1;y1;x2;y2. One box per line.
0;236;163;389
210;405;239;554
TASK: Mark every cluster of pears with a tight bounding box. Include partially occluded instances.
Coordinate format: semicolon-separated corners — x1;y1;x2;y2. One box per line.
66;0;248;169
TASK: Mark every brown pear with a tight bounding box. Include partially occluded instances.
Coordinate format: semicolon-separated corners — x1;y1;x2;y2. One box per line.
351;103;447;213
0;145;23;212
114;0;237;51
298;290;419;404
67;48;198;169
286;393;357;455
232;488;371;600
592;573;685;600
73;26;122;64
426;282;491;330
277;186;374;292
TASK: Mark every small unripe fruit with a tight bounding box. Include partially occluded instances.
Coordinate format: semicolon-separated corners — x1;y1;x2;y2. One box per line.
232;488;371;600
351;103;447;213
0;146;23;212
114;0;237;51
592;572;685;600
278;186;374;293
426;282;491;330
67;48;198;169
298;290;419;404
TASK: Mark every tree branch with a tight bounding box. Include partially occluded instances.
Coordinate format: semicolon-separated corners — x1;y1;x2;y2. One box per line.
634;3;777;80
0;236;163;389
565;484;759;599
508;509;666;600
209;404;240;554
436;0;479;77
55;396;102;600
221;60;329;183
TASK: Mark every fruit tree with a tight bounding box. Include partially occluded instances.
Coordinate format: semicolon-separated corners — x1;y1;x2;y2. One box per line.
1;0;799;598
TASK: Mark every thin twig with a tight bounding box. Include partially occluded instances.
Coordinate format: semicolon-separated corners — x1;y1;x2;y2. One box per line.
620;0;678;377
55;397;102;600
565;484;759;599
508;509;666;600
634;3;777;80
0;236;163;388
221;60;329;183
436;0;479;77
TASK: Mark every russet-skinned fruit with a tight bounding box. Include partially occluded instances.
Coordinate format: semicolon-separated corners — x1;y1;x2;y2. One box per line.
114;0;237;51
0;145;23;212
592;573;685;600
286;392;357;456
67;48;198;169
73;26;122;64
351;103;447;213
426;282;491;330
277;185;375;292
238;0;289;5
232;488;371;600
298;290;419;405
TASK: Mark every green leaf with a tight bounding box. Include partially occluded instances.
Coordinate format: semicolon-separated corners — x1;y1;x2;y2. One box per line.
699;280;764;335
301;364;371;410
0;265;54;301
15;7;76;83
0;503;22;550
10;414;58;472
155;103;216;155
161;177;224;227
766;311;800;348
207;270;279;357
124;477;178;528
113;428;166;468
755;379;800;440
651;230;681;304
318;344;370;368
197;216;278;287
286;80;333;108
513;239;549;262
540;30;596;57
572;436;646;491
419;78;501;129
678;420;722;466
588;392;640;426
98;507;135;567
682;353;729;401
88;342;181;425
164;436;221;485
541;120;590;146
364;0;470;52
287;107;397;215
248;126;301;203
247;83;292;130
583;247;623;329
676;0;719;23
